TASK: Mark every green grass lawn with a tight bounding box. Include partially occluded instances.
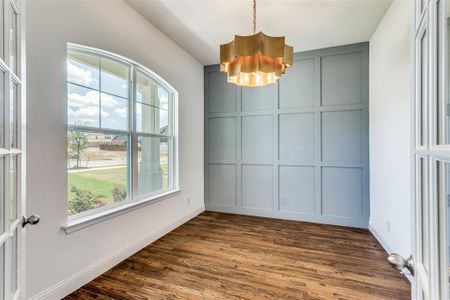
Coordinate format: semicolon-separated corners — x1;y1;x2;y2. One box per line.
68;167;127;203
68;163;169;204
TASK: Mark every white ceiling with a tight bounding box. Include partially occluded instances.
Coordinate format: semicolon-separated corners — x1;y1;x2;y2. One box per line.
126;0;392;66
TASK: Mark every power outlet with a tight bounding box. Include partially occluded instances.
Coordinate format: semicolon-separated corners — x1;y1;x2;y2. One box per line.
280;197;287;205
187;197;191;205
386;221;391;232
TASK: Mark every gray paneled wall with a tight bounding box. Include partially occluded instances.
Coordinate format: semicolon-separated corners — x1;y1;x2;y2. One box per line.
204;43;369;228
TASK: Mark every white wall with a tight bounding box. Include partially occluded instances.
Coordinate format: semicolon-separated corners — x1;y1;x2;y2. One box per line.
369;0;413;258
25;1;204;299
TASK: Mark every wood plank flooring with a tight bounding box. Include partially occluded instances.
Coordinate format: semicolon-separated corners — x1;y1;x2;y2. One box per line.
65;212;410;300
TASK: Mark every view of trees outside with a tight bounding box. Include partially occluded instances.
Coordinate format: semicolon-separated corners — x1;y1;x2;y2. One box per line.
67;49;171;216
67;132;128;215
67;132;169;215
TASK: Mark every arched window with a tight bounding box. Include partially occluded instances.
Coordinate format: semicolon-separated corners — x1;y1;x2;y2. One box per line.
66;44;178;218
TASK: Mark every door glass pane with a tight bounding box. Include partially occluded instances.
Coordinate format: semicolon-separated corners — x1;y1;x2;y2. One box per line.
137;136;170;197
0;72;4;148
420;158;430;272
8;4;16;74
420;30;428;147
100;57;128;98
0;1;4;62
0;158;4;235
8;156;17;222
67;131;129;216
9;81;16;149
10;228;18;297
0;244;4;300
9;155;17;222
440;161;450;297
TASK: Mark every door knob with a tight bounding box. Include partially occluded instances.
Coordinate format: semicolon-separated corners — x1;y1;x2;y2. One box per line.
388;253;414;276
22;215;40;227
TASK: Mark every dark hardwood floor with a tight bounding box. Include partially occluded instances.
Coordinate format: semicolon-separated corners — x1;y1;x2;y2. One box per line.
65;212;410;300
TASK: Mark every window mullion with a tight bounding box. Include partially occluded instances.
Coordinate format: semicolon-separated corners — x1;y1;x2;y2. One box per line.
168;136;174;190
131;66;138;201
67;125;128;136
99;56;102;129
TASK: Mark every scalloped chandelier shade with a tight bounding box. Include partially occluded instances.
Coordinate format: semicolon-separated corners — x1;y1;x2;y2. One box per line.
220;0;293;87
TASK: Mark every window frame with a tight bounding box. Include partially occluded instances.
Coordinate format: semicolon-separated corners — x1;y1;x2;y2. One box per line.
65;44;179;232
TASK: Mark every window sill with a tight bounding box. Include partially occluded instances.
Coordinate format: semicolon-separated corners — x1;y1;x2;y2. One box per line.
63;188;181;234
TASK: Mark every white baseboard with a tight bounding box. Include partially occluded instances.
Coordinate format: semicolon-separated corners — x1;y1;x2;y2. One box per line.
368;224;393;253
368;224;413;283
206;204;369;229
28;207;204;300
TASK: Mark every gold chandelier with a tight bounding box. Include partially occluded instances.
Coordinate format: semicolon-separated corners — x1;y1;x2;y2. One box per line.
220;0;293;87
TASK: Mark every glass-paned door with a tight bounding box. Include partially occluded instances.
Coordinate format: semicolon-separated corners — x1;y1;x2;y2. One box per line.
414;0;450;298
0;0;24;299
413;1;434;296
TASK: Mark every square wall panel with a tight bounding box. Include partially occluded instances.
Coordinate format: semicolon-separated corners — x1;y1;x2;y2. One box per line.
321;52;362;106
322;167;363;218
279;166;315;213
208;164;237;206
242;165;273;210
279;58;315;109
242;115;273;161
242;84;276;112
208;71;237;113
279;113;315;161
208;117;236;160
321;110;362;163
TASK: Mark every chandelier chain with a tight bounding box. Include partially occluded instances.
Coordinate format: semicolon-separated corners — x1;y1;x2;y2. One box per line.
253;0;256;34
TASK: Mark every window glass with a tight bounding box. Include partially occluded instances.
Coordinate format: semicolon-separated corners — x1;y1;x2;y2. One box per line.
67;46;176;217
100;93;128;130
67;54;129;131
67;51;100;90
136;71;170;108
68;83;100;127
136;71;170;135
100;57;128;98
136;103;169;134
67;131;129;215
137;136;170;197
